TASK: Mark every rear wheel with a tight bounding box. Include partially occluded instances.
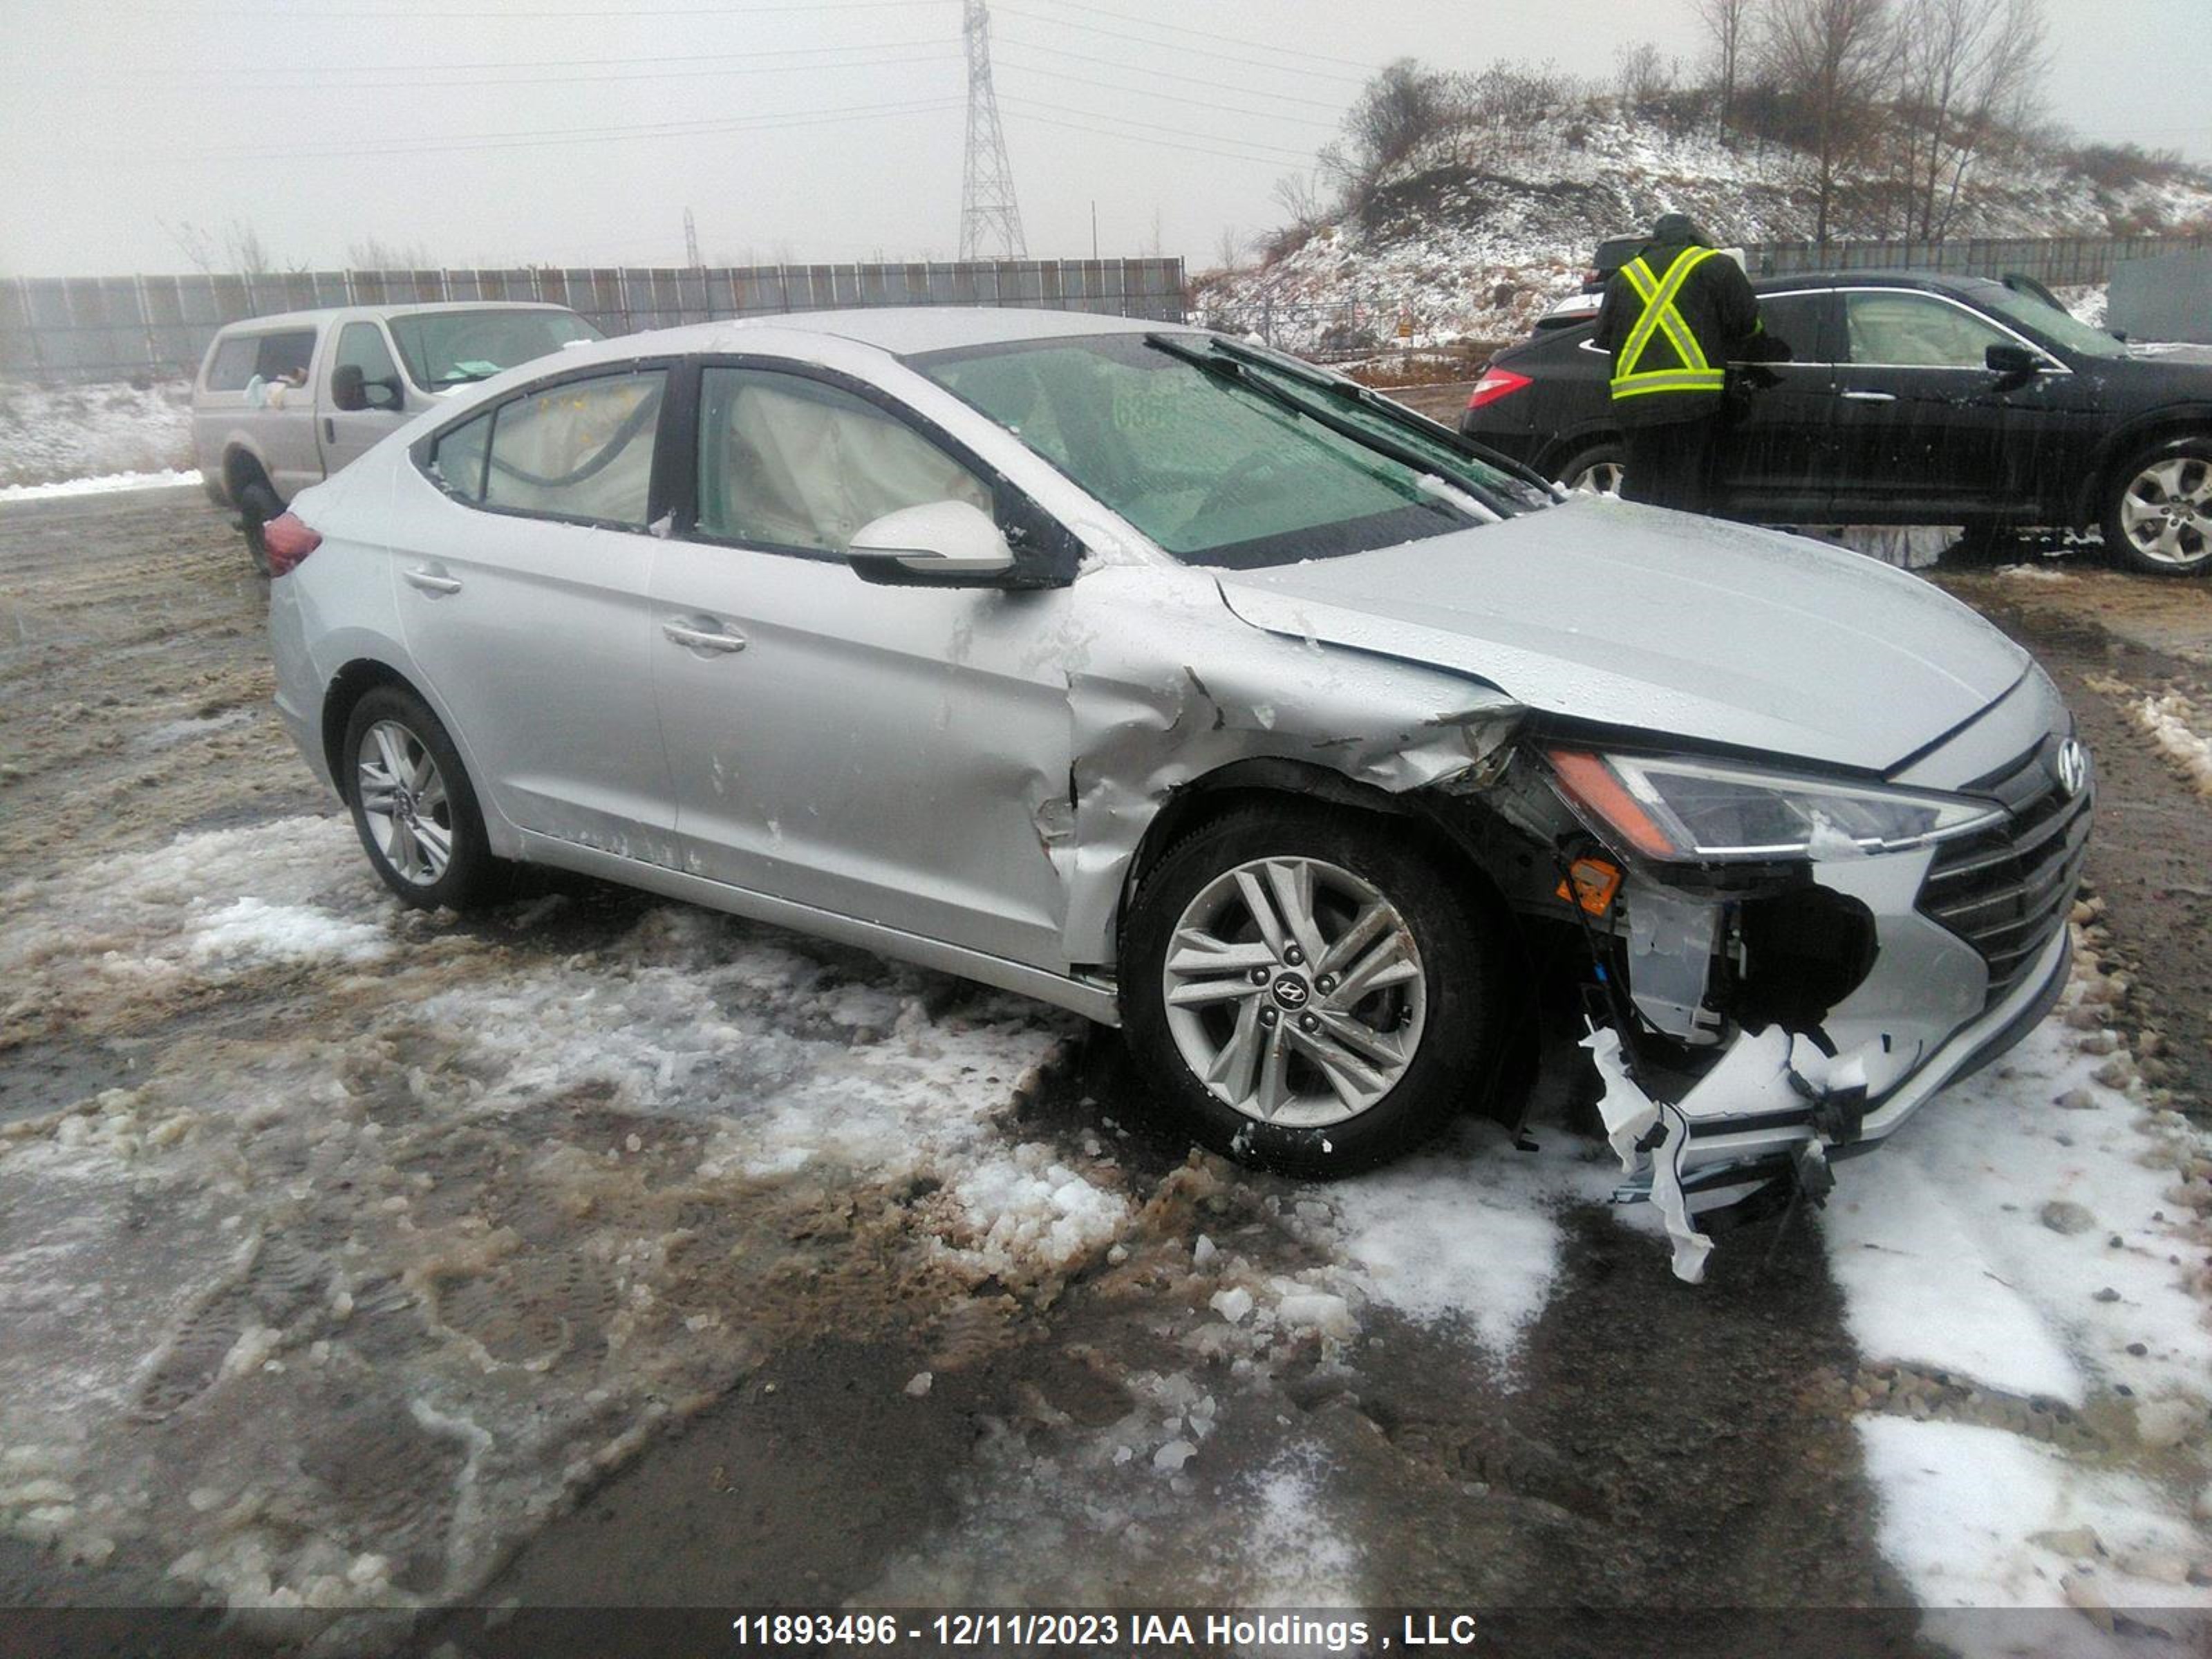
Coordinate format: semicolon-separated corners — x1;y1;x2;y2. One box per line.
1558;442;1626;498
236;477;281;577
341;685;503;910
1120;803;1502;1177
2102;438;2212;576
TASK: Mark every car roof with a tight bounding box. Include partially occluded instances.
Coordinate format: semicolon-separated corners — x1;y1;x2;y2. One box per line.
1750;270;2006;297
214;301;579;332
621;306;1171;359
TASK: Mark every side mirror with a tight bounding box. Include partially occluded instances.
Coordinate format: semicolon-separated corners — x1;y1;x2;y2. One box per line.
330;363;368;411
847;500;1016;587
1985;342;2042;377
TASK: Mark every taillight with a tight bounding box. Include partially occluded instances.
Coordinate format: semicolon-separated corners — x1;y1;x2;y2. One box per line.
1466;367;1532;411
263;512;322;577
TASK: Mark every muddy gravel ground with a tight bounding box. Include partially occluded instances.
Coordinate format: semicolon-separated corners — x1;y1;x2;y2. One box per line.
3;486;2209;1659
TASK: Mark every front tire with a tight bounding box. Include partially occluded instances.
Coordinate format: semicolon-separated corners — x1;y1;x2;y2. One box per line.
341;685;503;910
2102;438;2212;577
1120;803;1501;1177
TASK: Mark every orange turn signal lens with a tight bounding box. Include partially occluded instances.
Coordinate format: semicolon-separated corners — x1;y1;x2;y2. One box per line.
1547;750;1681;861
1555;856;1623;917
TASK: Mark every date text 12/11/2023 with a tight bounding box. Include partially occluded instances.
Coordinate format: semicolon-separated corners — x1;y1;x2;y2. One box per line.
727;1612;1483;1649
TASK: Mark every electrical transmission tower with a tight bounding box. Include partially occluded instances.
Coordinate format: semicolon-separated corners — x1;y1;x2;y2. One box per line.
958;0;1027;261
683;207;702;269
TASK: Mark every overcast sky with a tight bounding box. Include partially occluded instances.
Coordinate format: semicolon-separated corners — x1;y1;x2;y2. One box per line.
2;0;2206;276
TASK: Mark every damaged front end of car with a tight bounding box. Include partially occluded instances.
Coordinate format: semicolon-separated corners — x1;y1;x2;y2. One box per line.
1454;712;2093;1282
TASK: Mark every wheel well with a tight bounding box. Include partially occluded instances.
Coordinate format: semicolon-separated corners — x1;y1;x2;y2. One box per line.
1541;432;1621;482
2081;420;2212;527
223;447;269;500
1121;760;1516;948
321;659;413;783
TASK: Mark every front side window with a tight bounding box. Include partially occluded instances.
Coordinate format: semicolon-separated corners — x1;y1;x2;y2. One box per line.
695;367;991;556
387;308;603;391
333;321;400;394
919;332;1526;569
252;330;316;385
480;369;665;527
1846;293;2012;368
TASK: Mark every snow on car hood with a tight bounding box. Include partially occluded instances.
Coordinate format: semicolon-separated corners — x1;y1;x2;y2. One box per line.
1212;498;2030;774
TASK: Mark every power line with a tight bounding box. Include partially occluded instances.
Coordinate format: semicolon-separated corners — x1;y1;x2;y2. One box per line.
1021;0;1383;74
995;54;1342;133
995;4;1369;84
96;0;945;15
91;96;962;164
997;93;1317;163
993;37;1349;115
54;40;960;85
997;94;1316;169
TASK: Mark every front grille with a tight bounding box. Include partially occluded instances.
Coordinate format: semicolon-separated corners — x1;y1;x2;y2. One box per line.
1916;733;2092;1010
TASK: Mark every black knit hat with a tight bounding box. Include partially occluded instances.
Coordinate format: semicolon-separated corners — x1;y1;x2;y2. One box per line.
1652;212;1711;246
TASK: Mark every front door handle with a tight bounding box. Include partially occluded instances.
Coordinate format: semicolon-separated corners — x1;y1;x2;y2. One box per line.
1840;390;1897;403
663;621;747;653
324;416;337;444
404;567;463;595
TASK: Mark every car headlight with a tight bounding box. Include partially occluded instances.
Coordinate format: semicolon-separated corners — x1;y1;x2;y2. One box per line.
1548;749;2007;863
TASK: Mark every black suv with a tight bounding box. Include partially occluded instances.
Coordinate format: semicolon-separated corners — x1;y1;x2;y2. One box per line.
1459;272;2212;575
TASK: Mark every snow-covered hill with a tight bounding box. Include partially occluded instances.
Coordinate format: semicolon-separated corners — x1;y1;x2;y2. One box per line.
1197;109;2212;352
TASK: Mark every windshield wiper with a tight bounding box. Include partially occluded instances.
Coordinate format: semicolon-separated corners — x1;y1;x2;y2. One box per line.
1200;334;1559;500
1145;332;1528;518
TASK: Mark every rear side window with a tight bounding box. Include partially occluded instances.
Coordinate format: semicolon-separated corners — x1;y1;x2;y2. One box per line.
430;411;492;503
1753;292;1828;364
481;369;666;527
205;334;261;391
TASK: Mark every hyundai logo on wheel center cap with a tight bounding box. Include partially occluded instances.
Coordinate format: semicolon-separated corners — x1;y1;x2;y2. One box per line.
1271;974;1311;1010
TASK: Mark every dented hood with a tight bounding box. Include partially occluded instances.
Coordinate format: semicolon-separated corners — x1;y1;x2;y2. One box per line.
1212;498;2029;773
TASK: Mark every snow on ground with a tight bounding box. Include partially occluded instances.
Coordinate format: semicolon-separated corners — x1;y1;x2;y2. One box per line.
0;467;202;503
0;379;192;490
1827;936;2212;1640
2130;690;2212;798
0;814;1113;1627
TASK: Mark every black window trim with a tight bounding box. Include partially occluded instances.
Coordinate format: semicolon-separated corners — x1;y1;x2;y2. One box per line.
666;353;1084;584
409;356;682;536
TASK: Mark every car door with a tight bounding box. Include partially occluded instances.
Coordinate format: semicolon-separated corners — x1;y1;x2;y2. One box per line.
1714;288;1841;516
394;363;678;856
648;360;1076;967
1829;288;2056;517
319;319;411;476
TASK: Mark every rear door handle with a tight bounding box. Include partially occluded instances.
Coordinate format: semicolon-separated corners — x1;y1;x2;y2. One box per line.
404;567;463;595
1840;390;1897;403
663;621;747;653
324;416;337;444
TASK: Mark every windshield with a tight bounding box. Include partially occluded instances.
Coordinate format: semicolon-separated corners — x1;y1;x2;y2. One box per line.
386;308;603;390
1975;286;2130;360
915;332;1544;569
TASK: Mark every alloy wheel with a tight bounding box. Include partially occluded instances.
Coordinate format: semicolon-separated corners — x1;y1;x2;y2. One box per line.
355;718;454;886
2117;456;2212;568
1159;856;1427;1130
1568;458;1626;497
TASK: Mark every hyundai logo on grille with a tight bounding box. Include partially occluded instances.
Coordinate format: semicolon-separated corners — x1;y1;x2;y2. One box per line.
2054;738;2089;799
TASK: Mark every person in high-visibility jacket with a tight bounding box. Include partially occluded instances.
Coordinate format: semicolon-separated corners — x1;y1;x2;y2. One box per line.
1592;213;1761;512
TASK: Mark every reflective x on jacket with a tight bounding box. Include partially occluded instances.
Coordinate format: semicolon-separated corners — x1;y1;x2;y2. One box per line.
1592;241;1761;428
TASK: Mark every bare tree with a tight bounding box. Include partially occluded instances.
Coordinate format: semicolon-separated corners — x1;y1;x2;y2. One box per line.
1895;0;2049;238
1690;0;1759;138
1340;58;1458;182
1213;223;1244;273
1756;0;1899;249
1613;41;1678;113
346;235;435;271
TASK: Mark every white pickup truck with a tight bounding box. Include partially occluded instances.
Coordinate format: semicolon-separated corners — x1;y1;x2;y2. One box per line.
191;301;601;570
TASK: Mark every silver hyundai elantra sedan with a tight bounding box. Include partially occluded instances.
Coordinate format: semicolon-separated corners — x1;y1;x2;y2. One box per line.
263;307;2091;1279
